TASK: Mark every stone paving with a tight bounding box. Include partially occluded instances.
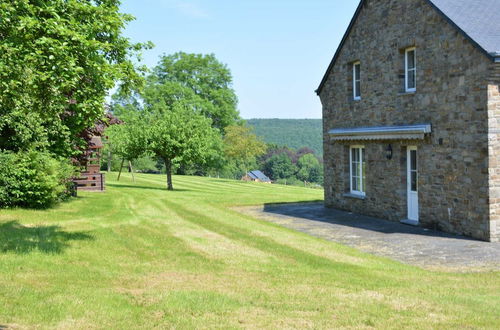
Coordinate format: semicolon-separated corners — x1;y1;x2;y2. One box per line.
236;203;500;271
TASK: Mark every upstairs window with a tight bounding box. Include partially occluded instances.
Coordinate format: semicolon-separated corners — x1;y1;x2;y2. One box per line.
353;61;361;100
350;146;366;196
405;47;416;92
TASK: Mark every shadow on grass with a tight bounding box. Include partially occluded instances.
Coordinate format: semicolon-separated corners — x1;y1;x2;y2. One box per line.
107;183;190;192
262;202;479;241
0;221;94;254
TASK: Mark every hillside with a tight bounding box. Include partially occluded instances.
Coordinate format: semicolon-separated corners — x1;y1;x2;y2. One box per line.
247;118;323;155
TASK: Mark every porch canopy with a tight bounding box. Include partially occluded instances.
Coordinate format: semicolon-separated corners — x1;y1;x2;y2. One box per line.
329;124;432;141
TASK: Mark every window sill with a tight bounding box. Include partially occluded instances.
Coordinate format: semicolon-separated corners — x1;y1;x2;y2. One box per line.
353;97;361;101
399;91;416;96
343;193;366;200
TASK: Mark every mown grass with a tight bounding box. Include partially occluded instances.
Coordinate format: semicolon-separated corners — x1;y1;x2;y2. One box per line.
0;173;499;329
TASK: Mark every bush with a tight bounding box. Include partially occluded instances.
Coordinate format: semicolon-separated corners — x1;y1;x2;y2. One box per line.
0;151;75;209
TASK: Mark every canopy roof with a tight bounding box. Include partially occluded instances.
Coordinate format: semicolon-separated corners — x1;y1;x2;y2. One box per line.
329;124;432;141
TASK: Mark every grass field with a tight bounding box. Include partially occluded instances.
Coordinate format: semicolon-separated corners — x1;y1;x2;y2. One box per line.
0;173;499;329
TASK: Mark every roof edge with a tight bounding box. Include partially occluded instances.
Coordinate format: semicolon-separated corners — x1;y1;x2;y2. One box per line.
315;0;497;96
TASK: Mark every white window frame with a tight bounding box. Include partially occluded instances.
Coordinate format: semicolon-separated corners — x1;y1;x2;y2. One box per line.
405;47;416;92
353;61;361;100
349;145;366;196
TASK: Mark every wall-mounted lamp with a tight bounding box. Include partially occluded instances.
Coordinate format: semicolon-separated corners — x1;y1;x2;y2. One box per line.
385;144;393;160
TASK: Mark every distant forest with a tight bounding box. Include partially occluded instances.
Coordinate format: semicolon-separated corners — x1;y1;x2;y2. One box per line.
247;119;323;156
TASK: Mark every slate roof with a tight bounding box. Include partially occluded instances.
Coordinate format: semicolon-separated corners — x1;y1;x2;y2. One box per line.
316;0;500;95
247;170;271;182
428;0;500;57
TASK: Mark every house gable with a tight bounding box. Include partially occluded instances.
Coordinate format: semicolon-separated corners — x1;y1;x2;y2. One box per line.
318;0;498;241
316;0;500;95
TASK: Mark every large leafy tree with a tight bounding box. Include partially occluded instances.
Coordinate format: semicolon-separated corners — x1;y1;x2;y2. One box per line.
0;0;150;157
146;52;240;130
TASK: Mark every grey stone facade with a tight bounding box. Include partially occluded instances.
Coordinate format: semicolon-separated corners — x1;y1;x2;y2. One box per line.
318;0;500;241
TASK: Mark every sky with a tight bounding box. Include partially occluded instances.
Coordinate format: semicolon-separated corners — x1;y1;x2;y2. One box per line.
120;0;359;119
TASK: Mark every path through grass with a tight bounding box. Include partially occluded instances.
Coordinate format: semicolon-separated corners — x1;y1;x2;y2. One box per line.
0;173;498;328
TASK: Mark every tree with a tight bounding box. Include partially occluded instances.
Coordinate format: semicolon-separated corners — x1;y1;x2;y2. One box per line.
0;0;151;157
296;153;322;183
106;114;148;180
224;125;267;174
263;153;297;181
259;144;297;165
148;107;222;190
146;52;240;130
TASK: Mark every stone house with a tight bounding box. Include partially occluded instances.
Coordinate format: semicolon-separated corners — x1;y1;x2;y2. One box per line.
317;0;500;242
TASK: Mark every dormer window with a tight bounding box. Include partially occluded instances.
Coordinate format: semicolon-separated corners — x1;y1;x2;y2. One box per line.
353;61;361;100
405;48;416;92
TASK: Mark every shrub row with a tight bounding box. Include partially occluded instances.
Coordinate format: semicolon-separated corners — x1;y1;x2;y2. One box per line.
0;151;75;209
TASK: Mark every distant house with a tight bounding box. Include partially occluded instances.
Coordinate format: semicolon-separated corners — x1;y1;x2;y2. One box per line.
242;170;272;183
317;0;500;242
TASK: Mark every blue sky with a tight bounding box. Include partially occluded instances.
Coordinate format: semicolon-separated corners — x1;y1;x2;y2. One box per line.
120;0;359;119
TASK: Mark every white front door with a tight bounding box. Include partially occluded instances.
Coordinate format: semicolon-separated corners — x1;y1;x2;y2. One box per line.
407;147;419;222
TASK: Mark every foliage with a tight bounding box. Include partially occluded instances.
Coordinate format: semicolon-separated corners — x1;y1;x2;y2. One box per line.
223;125;267;173
132;156;163;174
253;145;324;186
146;52;240;130
247;119;323;156
147;107;222;190
105;114;148;163
263;153;297;181
0;0;151;158
108;52;239;188
296;153;323;183
0;150;75;209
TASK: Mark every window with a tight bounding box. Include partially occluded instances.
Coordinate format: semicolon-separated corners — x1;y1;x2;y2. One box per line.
353;61;361;100
350;146;366;195
405;48;416;92
409;149;417;192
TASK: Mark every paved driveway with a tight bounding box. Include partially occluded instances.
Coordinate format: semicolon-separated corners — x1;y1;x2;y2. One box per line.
237;203;500;271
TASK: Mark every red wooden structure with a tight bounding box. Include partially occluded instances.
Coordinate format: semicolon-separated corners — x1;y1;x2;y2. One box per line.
73;136;105;191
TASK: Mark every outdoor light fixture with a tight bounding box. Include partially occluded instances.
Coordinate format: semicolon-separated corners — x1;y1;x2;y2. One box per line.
385;144;393;160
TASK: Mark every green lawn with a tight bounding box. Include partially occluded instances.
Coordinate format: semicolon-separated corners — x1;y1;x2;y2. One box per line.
0;173;499;329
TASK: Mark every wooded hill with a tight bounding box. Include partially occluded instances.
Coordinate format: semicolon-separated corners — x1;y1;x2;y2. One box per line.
247;119;323;155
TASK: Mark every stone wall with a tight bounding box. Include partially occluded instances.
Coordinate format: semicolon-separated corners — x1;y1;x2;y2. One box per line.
319;0;495;241
488;62;500;242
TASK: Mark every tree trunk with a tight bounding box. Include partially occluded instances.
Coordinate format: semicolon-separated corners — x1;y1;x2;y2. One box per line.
164;158;174;191
129;161;135;183
107;150;111;172
117;158;125;181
